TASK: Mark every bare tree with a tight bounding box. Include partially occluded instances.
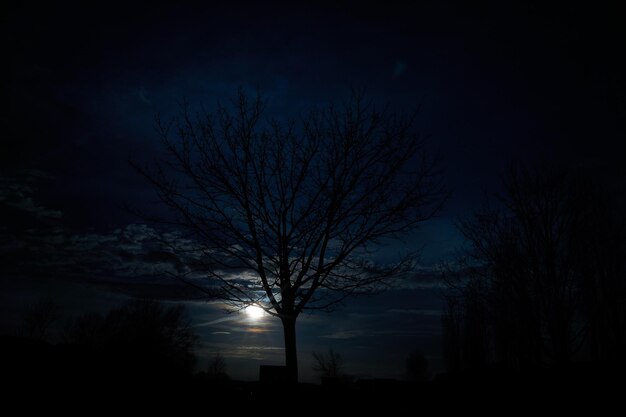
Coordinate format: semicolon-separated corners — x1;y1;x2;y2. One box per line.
406;350;430;382
442;294;462;373
63;299;197;376
312;348;345;379
21;296;60;341
136;90;445;382
206;352;229;381
448;162;626;369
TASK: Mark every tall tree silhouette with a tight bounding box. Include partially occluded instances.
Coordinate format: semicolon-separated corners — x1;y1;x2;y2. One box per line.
136;90;445;382
445;163;626;370
64;299;197;377
312;348;345;380
20;297;60;341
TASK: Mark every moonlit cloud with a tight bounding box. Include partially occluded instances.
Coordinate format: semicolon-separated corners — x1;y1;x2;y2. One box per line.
0;172;63;219
321;329;366;339
1;178;448;380
386;308;442;316
392;59;407;78
134;86;152;105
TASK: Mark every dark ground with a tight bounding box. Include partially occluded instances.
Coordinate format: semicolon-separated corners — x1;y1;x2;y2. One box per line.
2;335;621;412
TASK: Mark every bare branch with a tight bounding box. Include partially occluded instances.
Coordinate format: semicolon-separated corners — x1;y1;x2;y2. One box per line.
134;89;445;380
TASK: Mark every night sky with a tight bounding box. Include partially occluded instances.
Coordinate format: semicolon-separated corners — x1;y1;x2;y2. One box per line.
2;1;624;382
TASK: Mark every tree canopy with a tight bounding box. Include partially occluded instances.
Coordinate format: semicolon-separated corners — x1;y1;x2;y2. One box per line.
137;90;445;381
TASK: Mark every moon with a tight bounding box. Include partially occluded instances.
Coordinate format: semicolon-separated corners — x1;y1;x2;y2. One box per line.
245;305;265;320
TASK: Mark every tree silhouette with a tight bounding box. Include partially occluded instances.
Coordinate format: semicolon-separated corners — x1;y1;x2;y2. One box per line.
63;299;197;377
441;294;462;373
20;296;60;341
405;350;429;382
444;162;626;370
136;90;445;382
206;352;229;381
312;348;345;380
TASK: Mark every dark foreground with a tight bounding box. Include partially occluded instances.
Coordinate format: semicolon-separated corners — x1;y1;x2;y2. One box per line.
2;336;622;411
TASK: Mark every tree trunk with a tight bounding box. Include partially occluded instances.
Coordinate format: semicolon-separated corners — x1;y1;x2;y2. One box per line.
281;315;298;383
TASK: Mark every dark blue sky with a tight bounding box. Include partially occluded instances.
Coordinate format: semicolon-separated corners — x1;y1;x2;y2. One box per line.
2;1;624;381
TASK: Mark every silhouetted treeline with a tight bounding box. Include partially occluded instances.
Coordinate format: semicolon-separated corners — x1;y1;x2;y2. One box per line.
64;298;197;376
2;298;197;396
443;163;626;372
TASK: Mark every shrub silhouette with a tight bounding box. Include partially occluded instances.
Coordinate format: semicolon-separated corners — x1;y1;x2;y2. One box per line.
20;297;60;341
63;299;197;381
312;348;345;380
205;352;229;381
406;351;429;382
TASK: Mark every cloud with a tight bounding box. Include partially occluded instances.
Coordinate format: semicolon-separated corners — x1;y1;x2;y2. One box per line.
135;87;152;105
392;59;407;78
386;308;442;316
1;220;210;298
1;170;446;318
0;172;63;219
227;345;283;359
320;329;365;339
386;269;445;290
195;316;239;327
